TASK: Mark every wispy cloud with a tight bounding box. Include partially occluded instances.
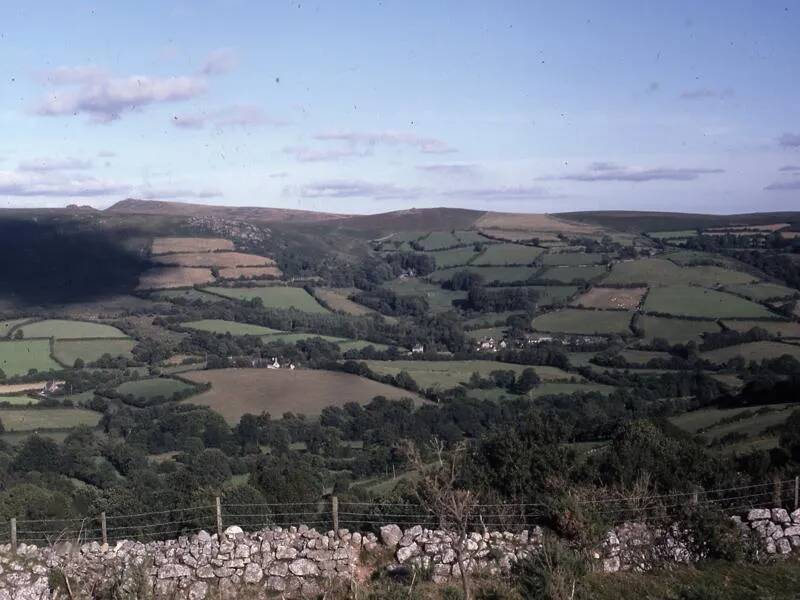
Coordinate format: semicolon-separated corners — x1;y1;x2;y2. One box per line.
138;186;222;200
778;133;800;148
282;145;367;162
283;130;456;163
417;163;478;176
36;67;207;123
18;157;93;172
269;172;289;179
679;87;734;100
0;169;130;197
553;162;724;182
289;179;420;200
778;165;800;172
173;105;285;129
97;150;117;158
199;48;238;76
41;65;107;85
440;185;562;202
314;131;456;154
764;180;800;191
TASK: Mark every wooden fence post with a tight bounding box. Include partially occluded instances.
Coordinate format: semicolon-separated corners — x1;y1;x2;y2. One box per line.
331;495;339;536
101;512;108;546
215;496;223;539
10;518;16;554
794;476;799;511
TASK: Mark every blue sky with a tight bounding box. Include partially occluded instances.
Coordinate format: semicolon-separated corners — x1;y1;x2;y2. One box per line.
1;0;798;213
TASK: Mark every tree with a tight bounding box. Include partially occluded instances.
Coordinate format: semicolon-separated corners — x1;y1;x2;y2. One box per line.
404;439;478;600
514;368;541;394
73;358;85;369
13;329;23;340
251;455;323;509
0;368;5;382
0;417;4;434
192;448;232;487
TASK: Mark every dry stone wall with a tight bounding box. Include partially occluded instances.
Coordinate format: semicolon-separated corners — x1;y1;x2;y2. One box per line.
1;507;800;599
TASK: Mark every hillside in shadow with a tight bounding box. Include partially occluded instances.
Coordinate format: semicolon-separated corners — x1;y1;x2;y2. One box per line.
0;219;152;305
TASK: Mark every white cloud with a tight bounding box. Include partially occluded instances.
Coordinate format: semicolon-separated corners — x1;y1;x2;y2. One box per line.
35;67;207;123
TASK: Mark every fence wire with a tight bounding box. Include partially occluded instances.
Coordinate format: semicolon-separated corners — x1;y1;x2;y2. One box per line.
1;477;797;546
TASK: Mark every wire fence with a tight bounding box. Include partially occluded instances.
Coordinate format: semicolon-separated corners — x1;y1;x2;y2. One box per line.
2;477;798;548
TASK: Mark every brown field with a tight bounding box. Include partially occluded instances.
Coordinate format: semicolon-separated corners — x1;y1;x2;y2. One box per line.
218;266;283;280
137;267;216;290
181;368;422;423
151;237;234;254
152;252;274;268
781;231;800;239
475;212;601;234
572;287;648;310
0;381;50;395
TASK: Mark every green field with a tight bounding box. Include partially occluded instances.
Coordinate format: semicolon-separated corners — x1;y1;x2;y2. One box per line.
516;285;579;305
53;339;136;366
531;309;632;335
428;247;479;268
115;377;196;400
0;340;62;377
644;285;777;318
417;231;461;250
0;408;101;431
383;278;466;311
618;349;671;365
700;341;800;364
541;252;606;266
602;258;756;287
721;320;800;338
465;327;507;340
539;265;607;283
467;381;615;400
338;340;393;352
472;243;544;266
428;265;539;284
361;360;578;389
0;319;31;338
463;312;522;329
637;315;721;344
17;319;128;339
646;230;698;240
669;403;795;434
182;319;284;336
202;286;330;313
259;331;393;352
0;395;40;406
151;289;221;302
723;282;798;301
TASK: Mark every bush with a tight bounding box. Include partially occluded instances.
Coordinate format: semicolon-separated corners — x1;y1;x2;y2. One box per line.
513;536;588;600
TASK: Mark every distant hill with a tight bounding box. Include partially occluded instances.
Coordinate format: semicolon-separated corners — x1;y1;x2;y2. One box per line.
556;211;800;233
106;199;347;223
329;207;486;232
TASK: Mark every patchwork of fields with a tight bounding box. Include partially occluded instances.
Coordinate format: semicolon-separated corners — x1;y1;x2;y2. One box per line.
603;258;756;287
